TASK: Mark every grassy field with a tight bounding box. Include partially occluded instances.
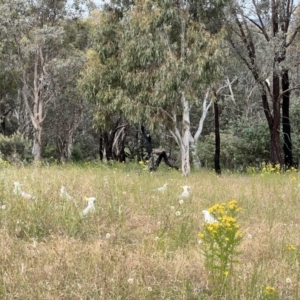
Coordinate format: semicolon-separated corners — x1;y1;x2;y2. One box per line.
0;162;299;299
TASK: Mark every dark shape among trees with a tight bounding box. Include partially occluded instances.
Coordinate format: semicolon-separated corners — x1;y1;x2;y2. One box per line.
141;126;179;171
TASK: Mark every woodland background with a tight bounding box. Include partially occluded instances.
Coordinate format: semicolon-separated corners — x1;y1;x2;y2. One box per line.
0;0;300;174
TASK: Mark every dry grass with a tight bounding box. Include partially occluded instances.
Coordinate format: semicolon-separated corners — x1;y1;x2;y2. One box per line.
0;162;299;299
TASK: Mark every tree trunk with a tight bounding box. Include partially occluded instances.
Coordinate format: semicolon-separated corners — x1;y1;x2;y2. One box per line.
181;92;190;176
103;131;113;161
282;70;293;168
190;89;212;170
99;131;104;161
112;125;127;162
57;136;73;163
32;127;42;161
190;139;201;169
270;74;282;165
214;101;221;175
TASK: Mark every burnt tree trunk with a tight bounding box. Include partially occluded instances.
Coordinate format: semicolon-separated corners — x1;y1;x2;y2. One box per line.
282;70;293;168
270;74;282;165
214;101;221;175
141;125;154;169
99;131;104;161
141;125;152;158
136;125;142;162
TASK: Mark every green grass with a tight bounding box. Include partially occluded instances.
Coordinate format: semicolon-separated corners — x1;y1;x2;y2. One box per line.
0;162;299;299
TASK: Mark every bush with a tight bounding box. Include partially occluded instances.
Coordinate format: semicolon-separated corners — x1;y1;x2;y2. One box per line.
0;132;30;162
199;118;270;170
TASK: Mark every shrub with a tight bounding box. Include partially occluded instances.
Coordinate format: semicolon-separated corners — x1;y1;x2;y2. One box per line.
0;132;30;162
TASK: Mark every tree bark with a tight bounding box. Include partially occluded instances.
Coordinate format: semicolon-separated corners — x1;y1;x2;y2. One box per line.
214;101;221;175
190;89;212;170
102;120;128;162
270;74;282;165
282;70;292;168
57;135;74;163
99;131;104;161
32;127;42;161
181;92;190;176
103;131;113;161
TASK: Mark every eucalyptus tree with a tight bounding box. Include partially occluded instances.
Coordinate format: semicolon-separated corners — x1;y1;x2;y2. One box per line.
82;0;224;176
226;0;300;167
0;0;90;161
43;19;91;162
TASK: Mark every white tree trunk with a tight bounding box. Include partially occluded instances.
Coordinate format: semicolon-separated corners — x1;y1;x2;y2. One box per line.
190;138;201;169
181;92;190;176
190;89;212;169
32;127;42;161
22;46;46;162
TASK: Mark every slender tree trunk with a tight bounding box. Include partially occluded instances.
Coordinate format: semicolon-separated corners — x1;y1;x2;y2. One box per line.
270;74;282;165
58;136;74;163
190;89;212;170
32;127;42;161
282;70;292;168
99;131;104;161
103;131;113;161
181;92;190;176
190;139;201;169
136;125;142;162
214;101;221;174
112;125;127;162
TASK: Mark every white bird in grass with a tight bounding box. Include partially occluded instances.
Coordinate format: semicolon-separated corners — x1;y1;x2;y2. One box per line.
157;183;168;192
179;185;190;198
202;210;218;223
80;197;96;216
13;182;35;199
60;186;73;200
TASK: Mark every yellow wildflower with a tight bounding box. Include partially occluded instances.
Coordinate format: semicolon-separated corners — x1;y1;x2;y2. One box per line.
263;286;277;296
286;244;296;251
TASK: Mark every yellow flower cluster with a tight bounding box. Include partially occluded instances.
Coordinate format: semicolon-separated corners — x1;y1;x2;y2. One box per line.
261;163;281;175
286;244;296;251
208;200;242;217
263;285;278;297
205;223;220;236
205;201;241;229
286;166;297;173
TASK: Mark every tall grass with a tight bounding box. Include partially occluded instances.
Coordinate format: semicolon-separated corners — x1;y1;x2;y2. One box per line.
0;161;299;299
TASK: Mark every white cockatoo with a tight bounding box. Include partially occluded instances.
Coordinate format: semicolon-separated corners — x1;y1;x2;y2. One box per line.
13;182;35;199
157;183;168;192
60;186;73;200
179;185;190;198
80;197;96;216
202;210;218;223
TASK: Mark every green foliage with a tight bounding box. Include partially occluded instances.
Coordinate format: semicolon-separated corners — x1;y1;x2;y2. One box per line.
71;145;84;162
0;133;30;161
200;118;270;170
81;0;224;131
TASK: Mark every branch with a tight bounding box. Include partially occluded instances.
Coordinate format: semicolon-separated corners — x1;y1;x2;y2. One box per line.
194;88;212;142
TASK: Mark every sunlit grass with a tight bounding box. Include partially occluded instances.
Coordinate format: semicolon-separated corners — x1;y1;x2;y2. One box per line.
0;163;299;298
